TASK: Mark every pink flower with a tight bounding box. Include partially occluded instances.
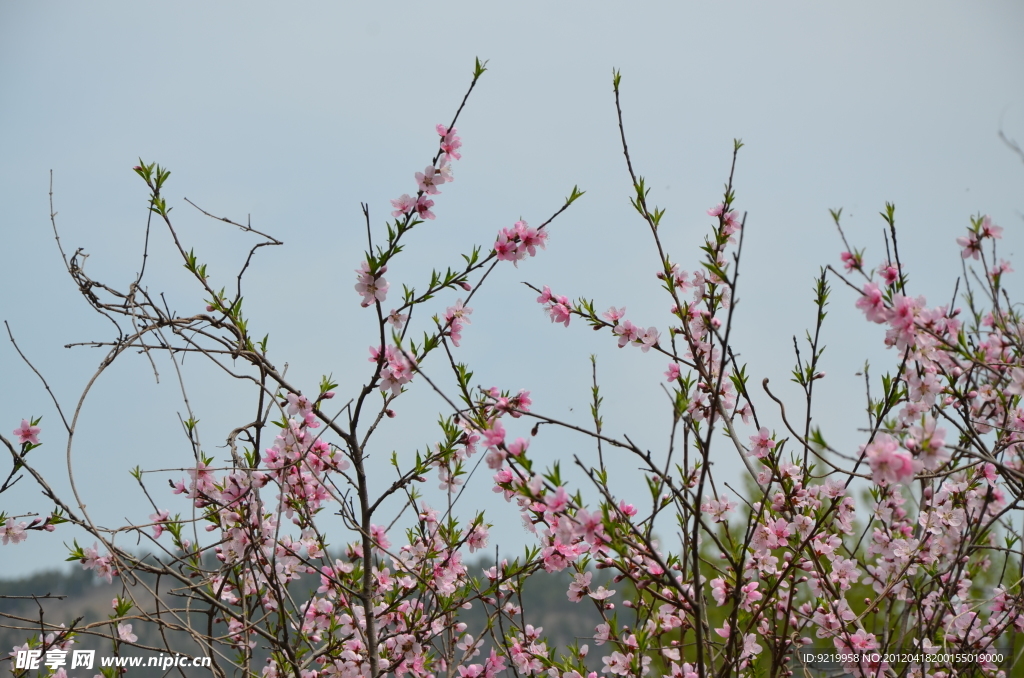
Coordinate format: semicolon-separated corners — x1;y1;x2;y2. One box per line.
611;320;659;351
285;393;313;417
437;124;463;161
721;210;741;239
378;345;415;395
957;230;981;259
493;389;531;417
355;261;389;307
438;161;456;184
187;461;217;495
710;577;729;605
829;557;860;590
117;623;137;643
536;286;572;327
748;428;776;459
506;438;529;457
482;419;506;448
835;628;877;653
568;572;592;602
514;221;547;258
415;165;445;195
0;519;28;545
484;648;506;678
494;231;518;262
880;263;899;286
741;633;763;658
386;309;409;330
80;544;116;583
670;264;691;291
149;510;170;539
493;221;547;266
701;494;736;522
572;508;605;544
390;194;416;218
639;327;660;352
602;306;626;323
13;419;40;445
467;523;489;552
614;320;639;348
991;258;1014;279
863;434;918;486
443;299;473;347
665;363;681;382
707;203;740;237
735;402;752;424
548;301;571;327
840;251;862;272
602;651;631;676
884;293;922;349
369;524;390;550
854;282;886;324
906;415;949;471
980;215;1002;239
415;194;435;220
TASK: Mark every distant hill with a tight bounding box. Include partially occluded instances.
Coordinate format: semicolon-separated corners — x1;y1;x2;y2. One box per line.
0;561;613;676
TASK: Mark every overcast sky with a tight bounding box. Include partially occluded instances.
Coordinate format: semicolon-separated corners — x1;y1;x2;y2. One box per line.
1;2;1023;578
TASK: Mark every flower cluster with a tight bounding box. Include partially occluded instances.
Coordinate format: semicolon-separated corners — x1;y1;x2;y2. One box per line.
607;315;659;352
956;214;1002;260
389;192;437;221
494;220;548;265
453;387;533;471
536;286;571;326
147;384;528;678
442;299;473;347
369;344;416;395
78;542;117;584
487;197;1024;678
355;261;389;307
389;124;463;223
707;201;742;241
839;250;863;272
862;433;919;486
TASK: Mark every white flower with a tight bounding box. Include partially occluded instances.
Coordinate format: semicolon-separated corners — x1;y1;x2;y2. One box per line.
117;623;137;643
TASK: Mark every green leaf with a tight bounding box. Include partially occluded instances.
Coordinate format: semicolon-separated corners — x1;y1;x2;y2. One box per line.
566;185;586;205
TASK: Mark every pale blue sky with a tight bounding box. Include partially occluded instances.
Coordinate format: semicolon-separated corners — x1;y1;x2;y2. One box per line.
1;2;1023;577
